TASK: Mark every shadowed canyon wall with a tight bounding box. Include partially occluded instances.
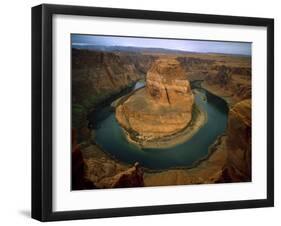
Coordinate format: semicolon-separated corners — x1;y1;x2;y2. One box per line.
221;99;252;182
72;49;155;142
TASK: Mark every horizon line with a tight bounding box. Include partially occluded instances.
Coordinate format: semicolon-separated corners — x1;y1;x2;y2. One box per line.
72;43;252;56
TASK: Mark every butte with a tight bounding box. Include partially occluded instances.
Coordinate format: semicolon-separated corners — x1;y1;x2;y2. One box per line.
115;58;194;144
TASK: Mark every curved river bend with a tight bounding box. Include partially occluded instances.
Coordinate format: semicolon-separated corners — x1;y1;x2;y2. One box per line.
90;82;228;170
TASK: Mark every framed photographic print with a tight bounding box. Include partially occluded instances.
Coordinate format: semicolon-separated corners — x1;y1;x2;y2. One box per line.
32;4;274;221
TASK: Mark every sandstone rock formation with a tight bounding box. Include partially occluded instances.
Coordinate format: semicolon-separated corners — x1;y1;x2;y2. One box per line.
203;64;251;105
72;50;141;121
116;58;194;141
72;49;155;107
72;48;252;189
222;99;252;182
146;58;194;110
99;162;144;188
81;144;144;189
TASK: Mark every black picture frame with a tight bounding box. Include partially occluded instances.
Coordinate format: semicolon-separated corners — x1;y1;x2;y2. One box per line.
32;3;274;222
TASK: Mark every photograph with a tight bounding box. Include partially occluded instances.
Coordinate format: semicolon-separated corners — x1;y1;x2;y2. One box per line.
71;34;252;190
30;3;274;221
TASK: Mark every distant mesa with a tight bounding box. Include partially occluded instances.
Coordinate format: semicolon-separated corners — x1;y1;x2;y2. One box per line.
115;58;194;143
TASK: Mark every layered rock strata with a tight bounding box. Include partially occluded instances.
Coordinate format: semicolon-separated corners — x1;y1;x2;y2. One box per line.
116;58;194;141
203;64;251;105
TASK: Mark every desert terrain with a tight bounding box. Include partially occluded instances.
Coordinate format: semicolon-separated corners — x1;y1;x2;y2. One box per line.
71;47;251;189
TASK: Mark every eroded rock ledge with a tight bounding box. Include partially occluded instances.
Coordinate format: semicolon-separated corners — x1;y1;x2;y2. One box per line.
115;58;195;143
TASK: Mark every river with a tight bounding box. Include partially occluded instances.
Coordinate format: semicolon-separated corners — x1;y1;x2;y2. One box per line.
91;81;228;170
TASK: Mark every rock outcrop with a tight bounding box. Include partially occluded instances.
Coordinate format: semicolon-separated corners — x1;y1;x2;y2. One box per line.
222;99;252;182
99;162;144;188
81;144;144;189
71;129;95;190
116;58;194;141
146;58;194;110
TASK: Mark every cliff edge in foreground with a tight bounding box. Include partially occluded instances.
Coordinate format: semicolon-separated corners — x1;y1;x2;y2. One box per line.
223;99;252;182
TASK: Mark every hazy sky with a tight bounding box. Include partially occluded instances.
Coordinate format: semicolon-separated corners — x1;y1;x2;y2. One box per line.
72;34;251;55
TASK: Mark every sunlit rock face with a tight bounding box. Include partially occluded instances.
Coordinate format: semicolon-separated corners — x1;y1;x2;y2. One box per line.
116;58;194;141
146;58;194;111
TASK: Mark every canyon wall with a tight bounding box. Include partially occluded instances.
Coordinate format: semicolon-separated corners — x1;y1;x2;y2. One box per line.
221;99;252;182
72;49;252;188
202;59;252;105
72;49;155;107
72;49;155;142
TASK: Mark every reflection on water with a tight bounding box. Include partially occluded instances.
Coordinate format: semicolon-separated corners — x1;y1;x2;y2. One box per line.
91;82;228;170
